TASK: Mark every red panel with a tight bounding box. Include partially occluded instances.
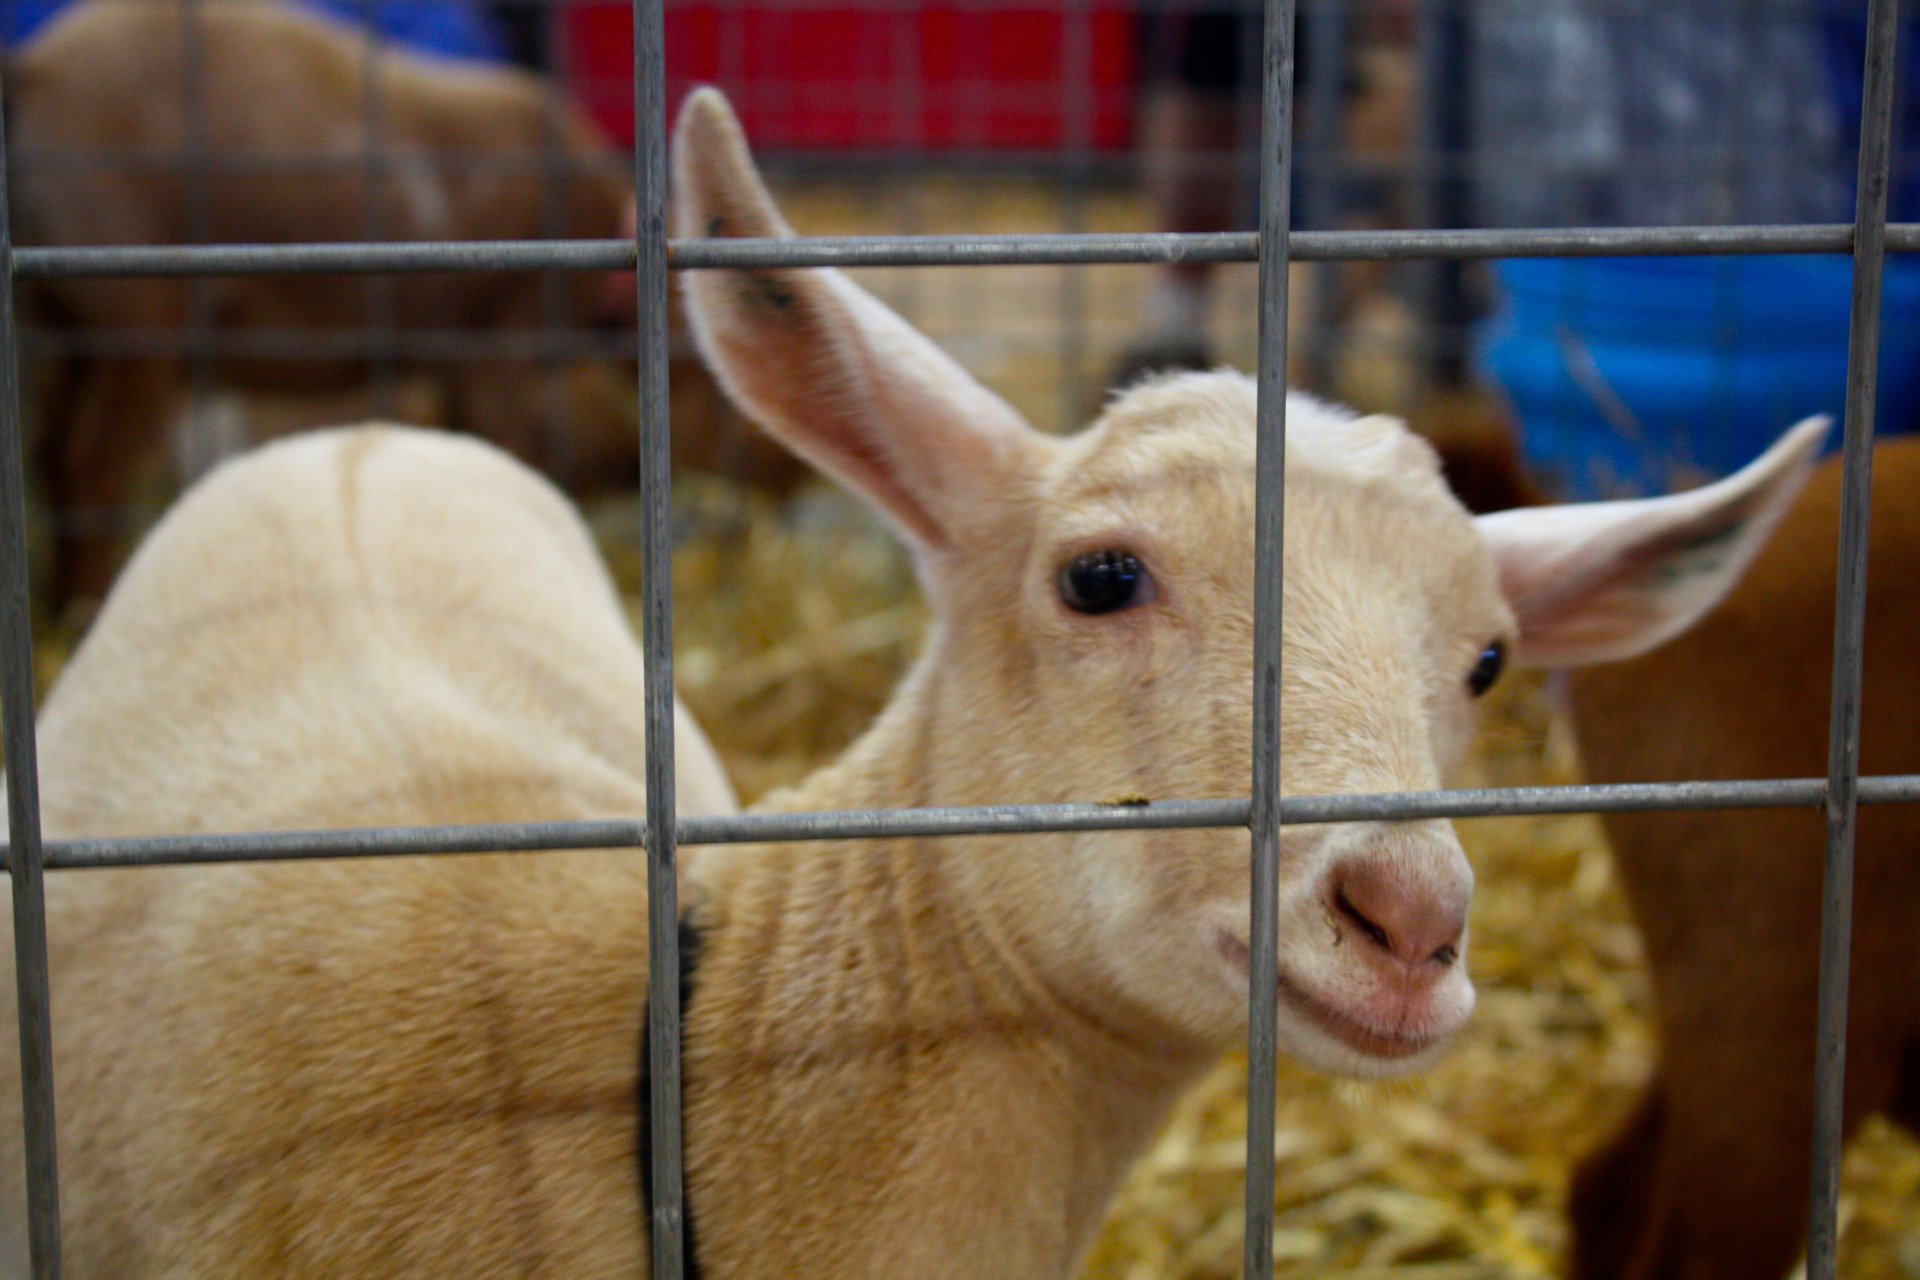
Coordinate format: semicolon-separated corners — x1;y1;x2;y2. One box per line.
563;4;1140;153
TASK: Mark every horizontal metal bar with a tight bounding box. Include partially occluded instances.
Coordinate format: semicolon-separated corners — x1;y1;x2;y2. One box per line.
671;224;1883;268
19;325;659;364
17;223;1920;281
10;149;629;180
38;818;649;869
11;775;1920;872
14;240;635;280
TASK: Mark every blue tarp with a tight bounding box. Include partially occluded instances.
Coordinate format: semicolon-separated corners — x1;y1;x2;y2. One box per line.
1467;0;1920;497
0;0;510;63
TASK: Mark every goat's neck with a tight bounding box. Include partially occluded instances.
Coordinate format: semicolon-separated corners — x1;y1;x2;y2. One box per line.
680;651;1212;1278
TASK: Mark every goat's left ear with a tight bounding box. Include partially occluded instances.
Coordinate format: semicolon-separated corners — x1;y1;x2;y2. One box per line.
1475;415;1830;667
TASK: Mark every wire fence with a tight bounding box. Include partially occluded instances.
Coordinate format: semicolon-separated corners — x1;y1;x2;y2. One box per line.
0;0;1913;1277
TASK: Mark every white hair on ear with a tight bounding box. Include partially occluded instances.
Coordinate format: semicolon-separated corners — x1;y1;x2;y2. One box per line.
1477;415;1830;667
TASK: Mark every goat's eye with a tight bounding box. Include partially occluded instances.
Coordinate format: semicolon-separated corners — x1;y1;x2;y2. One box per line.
1058;550;1151;615
1467;641;1506;697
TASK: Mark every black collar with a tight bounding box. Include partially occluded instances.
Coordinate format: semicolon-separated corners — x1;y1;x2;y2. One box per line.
637;915;704;1278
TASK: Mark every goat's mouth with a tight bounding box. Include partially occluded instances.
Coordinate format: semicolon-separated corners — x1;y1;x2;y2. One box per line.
1215;930;1452;1063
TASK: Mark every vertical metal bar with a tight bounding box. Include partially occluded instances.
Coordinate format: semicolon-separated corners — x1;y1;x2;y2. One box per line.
632;0;683;1275
0;59;63;1280
1807;1;1898;1274
1244;0;1294;1272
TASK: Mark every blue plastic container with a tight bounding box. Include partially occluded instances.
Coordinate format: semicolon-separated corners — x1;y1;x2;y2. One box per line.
1474;255;1920;499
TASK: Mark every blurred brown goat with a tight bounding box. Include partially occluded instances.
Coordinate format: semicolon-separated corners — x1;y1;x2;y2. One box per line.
8;0;799;616
1564;438;1920;1280
1409;386;1546;515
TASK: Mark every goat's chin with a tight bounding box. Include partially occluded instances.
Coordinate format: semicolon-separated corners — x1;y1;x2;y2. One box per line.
1273;1005;1461;1080
1213;928;1473;1080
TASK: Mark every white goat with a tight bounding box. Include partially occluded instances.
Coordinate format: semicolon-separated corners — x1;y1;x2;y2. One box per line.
0;88;1825;1278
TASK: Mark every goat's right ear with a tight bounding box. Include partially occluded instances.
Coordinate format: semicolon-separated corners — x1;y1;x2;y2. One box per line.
673;88;1045;551
1475;415;1829;667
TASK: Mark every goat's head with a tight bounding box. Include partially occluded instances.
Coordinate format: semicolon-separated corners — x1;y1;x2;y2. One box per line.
673;87;1827;1076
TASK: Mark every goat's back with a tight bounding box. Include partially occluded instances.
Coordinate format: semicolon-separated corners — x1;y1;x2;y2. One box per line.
0;427;729;1276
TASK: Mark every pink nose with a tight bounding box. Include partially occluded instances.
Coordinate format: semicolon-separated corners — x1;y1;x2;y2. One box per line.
1331;856;1470;970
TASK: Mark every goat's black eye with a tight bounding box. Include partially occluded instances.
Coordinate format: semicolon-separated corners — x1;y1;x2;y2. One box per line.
1468;641;1506;697
1059;550;1150;615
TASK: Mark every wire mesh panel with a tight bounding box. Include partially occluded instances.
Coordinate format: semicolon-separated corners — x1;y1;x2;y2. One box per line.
0;59;62;1272
1807;1;1900;1271
0;1;1913;1278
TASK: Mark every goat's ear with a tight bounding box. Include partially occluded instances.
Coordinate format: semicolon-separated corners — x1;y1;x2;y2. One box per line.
673;88;1044;551
1475;415;1830;667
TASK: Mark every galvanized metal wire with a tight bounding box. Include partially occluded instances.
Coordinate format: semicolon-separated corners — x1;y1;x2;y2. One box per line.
6;773;1920;873
1806;0;1901;1274
631;0;689;1274
1244;0;1295;1271
14;222;1920;281
0;55;62;1280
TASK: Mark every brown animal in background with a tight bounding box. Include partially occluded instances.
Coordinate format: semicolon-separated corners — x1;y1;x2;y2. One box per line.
0;89;1828;1277
1562;438;1920;1280
7;0;798;616
1408;385;1548;515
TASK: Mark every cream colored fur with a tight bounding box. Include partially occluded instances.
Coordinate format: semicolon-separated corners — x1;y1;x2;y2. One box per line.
0;426;732;1276
0;89;1828;1279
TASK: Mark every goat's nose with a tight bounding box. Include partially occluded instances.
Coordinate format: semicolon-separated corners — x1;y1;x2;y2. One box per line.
1331;857;1469;969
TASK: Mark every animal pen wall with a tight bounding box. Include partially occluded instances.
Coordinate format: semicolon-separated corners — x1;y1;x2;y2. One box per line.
0;0;1918;1278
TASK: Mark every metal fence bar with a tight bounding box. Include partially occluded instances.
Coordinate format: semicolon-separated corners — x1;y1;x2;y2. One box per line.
631;0;685;1273
18;326;646;363
1245;0;1296;1272
16;138;1862;185
5;150;636;179
25;222;1920;281
11;775;1920;872
0;60;63;1280
1808;0;1900;1273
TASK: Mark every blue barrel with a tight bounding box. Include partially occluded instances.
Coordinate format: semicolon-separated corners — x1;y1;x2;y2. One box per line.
1475;255;1920;499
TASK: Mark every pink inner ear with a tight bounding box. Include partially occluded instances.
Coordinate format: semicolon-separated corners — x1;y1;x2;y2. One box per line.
700;287;953;549
1525;502;1758;632
815;421;949;549
676;90;1043;552
1497;479;1789;668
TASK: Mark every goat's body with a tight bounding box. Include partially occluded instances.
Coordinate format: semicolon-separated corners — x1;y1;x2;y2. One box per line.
1567;439;1920;1280
0;427;733;1277
0;423;1209;1279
